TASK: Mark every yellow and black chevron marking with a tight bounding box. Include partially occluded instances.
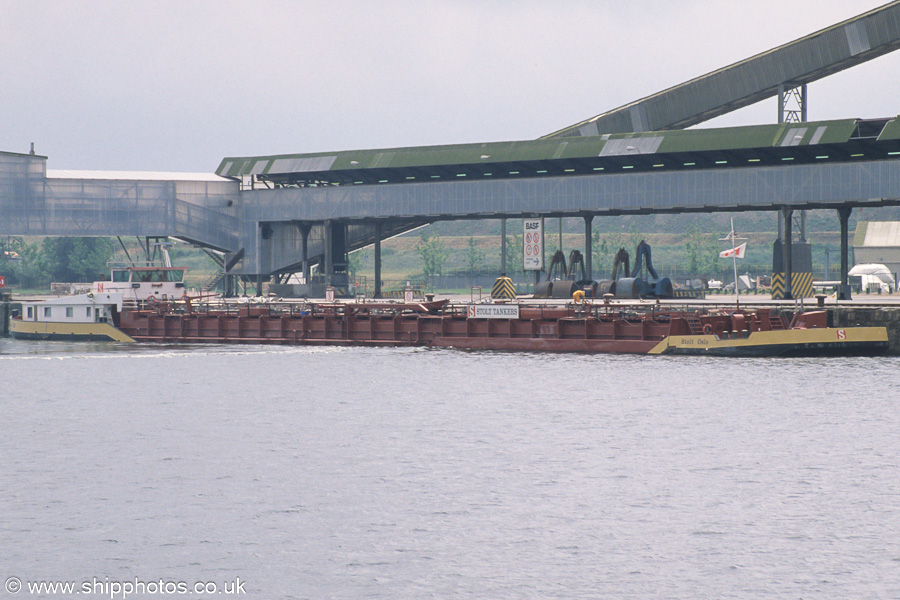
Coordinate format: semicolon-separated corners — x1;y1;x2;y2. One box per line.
793;272;814;297
673;289;704;299
771;272;813;299
491;276;516;299
771;273;785;298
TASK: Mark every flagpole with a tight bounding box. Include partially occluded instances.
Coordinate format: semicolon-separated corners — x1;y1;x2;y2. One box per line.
720;222;747;304
731;218;739;298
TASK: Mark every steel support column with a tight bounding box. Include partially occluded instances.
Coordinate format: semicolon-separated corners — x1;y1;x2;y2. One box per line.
324;221;333;285
374;221;382;299
500;219;507;275
838;206;853;300
584;214;593;281
778;83;808;123
782;206;794;300
298;222;312;284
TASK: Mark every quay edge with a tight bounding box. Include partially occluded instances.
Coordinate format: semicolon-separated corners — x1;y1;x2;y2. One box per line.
0;295;14;336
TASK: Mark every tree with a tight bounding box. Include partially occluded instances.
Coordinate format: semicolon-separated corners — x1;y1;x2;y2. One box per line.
1;236;25;257
5;237;115;288
415;229;448;277
504;232;523;277
684;225;720;276
464;237;484;273
7;239;50;288
627;223;643;252
593;229;625;279
39;237;116;282
347;249;362;278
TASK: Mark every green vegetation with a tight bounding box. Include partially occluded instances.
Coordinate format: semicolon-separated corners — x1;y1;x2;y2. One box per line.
684;225;721;277
415;227;449;277
2;237;114;288
465;237;484;273
0;236;220;292
348;249;363;278
503;230;523;277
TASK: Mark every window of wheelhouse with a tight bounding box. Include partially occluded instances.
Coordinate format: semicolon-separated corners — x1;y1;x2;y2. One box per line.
27;306;33;319
112;270;130;283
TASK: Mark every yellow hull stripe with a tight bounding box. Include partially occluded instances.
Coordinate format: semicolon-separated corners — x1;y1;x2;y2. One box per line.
648;326;888;354
9;320;135;342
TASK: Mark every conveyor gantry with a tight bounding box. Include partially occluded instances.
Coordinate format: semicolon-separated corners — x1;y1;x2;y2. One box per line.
543;1;900;138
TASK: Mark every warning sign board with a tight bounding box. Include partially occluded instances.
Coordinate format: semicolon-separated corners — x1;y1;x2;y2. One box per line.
523;218;543;271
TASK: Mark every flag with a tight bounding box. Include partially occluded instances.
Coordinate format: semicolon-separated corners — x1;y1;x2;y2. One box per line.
719;242;747;259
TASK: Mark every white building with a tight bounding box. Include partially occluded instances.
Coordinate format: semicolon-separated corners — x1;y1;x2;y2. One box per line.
852;221;900;282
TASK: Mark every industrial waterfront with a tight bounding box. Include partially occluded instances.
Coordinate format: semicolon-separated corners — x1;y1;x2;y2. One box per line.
3;2;900;598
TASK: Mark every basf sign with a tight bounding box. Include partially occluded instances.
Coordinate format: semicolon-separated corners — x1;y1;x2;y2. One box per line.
523;218;543;271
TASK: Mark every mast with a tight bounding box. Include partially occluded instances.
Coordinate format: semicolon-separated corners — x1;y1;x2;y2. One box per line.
731;219;739;298
719;218;746;300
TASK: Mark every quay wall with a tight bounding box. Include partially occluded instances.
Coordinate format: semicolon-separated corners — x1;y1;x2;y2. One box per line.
0;297;12;336
831;307;900;355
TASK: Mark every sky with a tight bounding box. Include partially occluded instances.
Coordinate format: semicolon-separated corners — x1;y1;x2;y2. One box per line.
3;0;898;173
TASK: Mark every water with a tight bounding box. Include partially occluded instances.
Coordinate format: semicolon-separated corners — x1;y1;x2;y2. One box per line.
2;338;899;599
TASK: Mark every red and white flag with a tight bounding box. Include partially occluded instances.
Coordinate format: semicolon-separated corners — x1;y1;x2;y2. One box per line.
719;242;747;259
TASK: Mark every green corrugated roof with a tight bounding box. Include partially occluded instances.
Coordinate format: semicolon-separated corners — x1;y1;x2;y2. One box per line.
216;118;875;178
878;116;900;141
657;124;783;153
811;120;859;144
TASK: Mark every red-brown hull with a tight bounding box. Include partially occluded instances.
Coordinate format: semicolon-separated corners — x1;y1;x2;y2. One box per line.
429;336;659;353
110;300;889;356
114;301;782;354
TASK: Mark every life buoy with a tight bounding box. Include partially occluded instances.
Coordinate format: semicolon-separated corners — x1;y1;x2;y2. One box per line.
572;290;585;304
702;323;712;335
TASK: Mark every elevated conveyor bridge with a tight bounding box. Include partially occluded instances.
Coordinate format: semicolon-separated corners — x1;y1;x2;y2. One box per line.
543;1;900;137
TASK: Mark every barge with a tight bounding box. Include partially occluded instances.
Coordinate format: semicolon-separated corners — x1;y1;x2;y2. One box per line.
9;253;185;343
110;298;887;357
10;292;135;342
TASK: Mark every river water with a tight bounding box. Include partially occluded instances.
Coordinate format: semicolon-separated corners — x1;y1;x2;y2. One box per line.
1;338;899;599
